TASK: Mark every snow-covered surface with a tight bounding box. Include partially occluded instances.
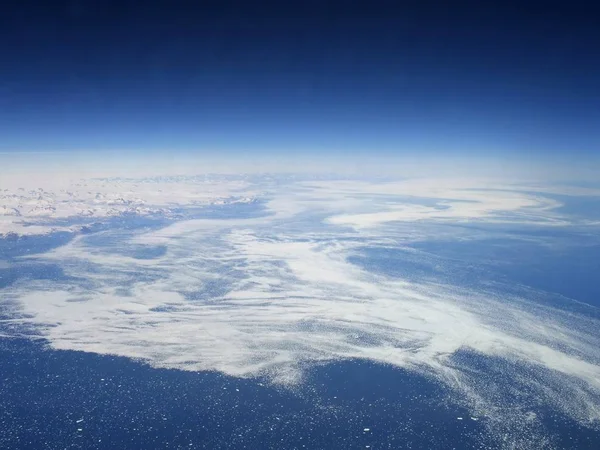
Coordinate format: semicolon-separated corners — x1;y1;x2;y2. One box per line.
0;175;258;237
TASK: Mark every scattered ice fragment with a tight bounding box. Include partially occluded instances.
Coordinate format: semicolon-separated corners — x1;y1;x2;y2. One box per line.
525;411;537;421
235;388;239;392
363;428;370;432
457;417;463;420
77;428;83;432
471;417;478;421
76;418;84;423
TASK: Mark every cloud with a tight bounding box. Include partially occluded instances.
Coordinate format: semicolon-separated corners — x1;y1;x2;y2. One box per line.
3;175;600;446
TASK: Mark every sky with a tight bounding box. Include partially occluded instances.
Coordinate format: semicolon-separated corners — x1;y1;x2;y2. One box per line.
0;1;599;162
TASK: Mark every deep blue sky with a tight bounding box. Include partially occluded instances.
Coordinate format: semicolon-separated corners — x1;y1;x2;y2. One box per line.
0;1;598;158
